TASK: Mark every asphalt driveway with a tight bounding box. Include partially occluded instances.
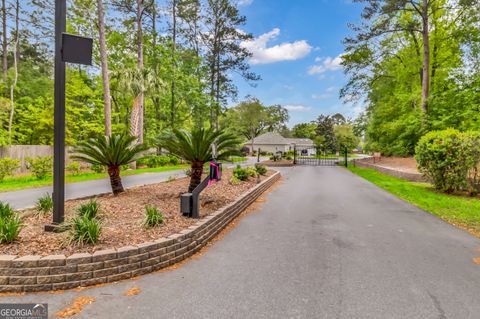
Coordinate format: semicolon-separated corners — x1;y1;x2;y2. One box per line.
2;166;480;319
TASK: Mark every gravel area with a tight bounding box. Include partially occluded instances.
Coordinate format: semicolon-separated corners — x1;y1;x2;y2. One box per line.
1;169;273;257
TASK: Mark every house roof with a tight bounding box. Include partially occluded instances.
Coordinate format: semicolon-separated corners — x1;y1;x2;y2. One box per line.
253;132;288;145
252;132;314;146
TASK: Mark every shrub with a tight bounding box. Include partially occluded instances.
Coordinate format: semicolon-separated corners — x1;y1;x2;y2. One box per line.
415;129;470;193
143;205;164;228
255;164;267;176
463;131;480;195
245;166;258;178
0;215;21;244
229;175;241;185
26;156;53;180
233;166;249;181
0;157;19;181
77;200;100;220
0;202;14;220
66;162;81;175
70;216;101;245
36;193;53;215
90;163;105;173
168;155;180;166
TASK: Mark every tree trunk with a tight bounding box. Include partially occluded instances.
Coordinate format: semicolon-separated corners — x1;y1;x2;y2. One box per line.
421;0;430;114
170;0;177;129
97;0;112;137
8;0;19;145
131;0;144;144
1;0;7;80
189;160;204;192
108;166;124;195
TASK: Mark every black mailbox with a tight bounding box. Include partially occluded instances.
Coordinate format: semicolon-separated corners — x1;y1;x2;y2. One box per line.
180;193;193;216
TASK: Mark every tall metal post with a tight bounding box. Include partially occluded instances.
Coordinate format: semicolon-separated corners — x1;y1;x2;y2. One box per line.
293;145;296;165
257;148;260;163
53;0;67;225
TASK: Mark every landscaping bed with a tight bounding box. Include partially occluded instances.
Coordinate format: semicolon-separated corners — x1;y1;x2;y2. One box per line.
1;169;274;257
354;157;426;182
262;159;294;167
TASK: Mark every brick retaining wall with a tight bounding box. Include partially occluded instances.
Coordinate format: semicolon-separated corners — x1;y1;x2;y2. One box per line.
353;159;427;182
0;171;281;293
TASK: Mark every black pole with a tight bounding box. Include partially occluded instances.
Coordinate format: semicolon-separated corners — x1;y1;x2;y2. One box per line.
344;146;348;167
257;148;260;163
52;0;66;225
293;146;296;165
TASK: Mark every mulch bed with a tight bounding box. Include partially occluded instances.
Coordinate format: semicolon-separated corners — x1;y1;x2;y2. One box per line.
262;160;294;167
1;169;273;257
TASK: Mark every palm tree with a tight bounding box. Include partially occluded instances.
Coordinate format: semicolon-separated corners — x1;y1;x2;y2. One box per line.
72;134;148;195
161;128;239;192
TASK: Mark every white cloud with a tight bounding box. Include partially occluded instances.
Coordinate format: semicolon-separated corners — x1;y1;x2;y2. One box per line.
311;93;331;100
308;54;344;75
241;28;312;65
238;0;253;6
284;104;312;112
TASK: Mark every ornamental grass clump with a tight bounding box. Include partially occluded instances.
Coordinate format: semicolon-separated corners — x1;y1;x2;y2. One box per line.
233;166;249;181
0;201;21;244
69;200;102;245
70;216;101;245
143;205;164;228
36;193;53;215
77;199;100;220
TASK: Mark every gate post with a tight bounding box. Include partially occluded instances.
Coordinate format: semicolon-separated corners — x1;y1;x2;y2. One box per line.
344;146;348;167
257;148;261;163
293;145;296;165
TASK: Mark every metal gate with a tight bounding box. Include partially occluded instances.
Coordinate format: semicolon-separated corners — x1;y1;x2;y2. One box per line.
294;147;344;166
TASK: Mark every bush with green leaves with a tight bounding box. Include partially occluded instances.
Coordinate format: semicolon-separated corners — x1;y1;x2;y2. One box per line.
90;163;105;173
233;166;249;181
0;201;21;244
70;215;101;245
0;157;20;181
36;193;53;215
415;129;470;193
143;205;164;228
77;200;100;220
255;164;267;176
66;162;81;175
168;155;180;166
229;175;241;185
25;156;53;180
245;166;258;178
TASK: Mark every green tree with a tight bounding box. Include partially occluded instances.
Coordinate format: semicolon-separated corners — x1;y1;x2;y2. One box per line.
292;123;316;139
334;124;360;151
161;128;239;192
72;134;148;195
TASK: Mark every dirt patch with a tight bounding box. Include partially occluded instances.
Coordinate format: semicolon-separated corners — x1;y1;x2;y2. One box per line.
1;169;273;257
363;157;419;174
262;159;293;166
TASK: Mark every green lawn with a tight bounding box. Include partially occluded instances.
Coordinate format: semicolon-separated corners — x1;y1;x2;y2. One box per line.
347;165;480;236
228;157;248;163
0;165;188;193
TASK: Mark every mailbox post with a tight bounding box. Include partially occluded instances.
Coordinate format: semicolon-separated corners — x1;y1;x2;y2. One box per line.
46;0;93;231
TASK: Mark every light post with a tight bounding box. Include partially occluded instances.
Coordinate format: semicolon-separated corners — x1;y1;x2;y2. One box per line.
293;143;296;165
46;1;93;231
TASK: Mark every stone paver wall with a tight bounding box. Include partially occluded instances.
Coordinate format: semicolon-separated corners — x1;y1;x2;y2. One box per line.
0;171;281;293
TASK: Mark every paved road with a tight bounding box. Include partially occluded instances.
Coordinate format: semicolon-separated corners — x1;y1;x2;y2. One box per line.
0;157;263;210
3;166;480;318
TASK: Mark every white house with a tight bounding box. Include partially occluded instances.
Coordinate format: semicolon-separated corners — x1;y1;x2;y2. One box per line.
246;132;314;154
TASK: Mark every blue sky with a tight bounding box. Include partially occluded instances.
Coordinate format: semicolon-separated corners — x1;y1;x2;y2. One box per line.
233;0;364;127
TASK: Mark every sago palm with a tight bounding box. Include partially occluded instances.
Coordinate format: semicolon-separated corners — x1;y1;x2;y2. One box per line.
72;134;148;195
161;128;239;192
